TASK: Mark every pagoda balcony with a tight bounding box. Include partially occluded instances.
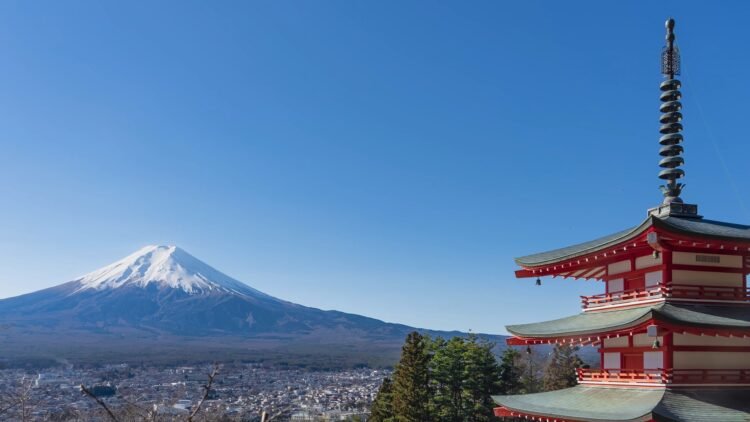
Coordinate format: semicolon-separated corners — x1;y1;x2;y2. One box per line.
665;284;750;301
577;368;750;385
581;284;750;310
576;368;667;384
581;286;665;309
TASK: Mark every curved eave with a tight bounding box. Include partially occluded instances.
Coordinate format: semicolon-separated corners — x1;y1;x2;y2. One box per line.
506;303;750;340
654;389;750;421
514;218;653;268
494;387;750;422
514;215;750;272
506;304;656;339
493;386;663;422
654;303;750;331
653;216;750;245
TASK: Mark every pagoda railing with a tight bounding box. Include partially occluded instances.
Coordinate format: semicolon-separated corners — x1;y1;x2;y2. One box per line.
668;368;750;384
576;368;666;384
581;286;664;309
577;368;750;385
664;284;750;301
581;284;750;309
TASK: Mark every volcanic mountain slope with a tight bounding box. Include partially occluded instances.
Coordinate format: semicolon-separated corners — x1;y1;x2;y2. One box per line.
0;245;435;341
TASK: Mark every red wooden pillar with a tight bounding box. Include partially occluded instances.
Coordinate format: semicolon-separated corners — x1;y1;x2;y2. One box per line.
663;332;673;366
662;248;672;292
743;255;747;299
663;331;674;383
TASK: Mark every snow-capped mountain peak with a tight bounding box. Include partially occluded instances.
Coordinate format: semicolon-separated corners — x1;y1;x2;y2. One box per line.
74;245;266;296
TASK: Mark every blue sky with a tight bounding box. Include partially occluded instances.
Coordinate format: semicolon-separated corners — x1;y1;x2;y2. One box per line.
1;1;749;334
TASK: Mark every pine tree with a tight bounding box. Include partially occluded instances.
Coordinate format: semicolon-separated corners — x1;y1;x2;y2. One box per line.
520;346;542;394
461;335;502;422
497;348;523;395
542;344;583;391
391;331;433;422
430;337;466;422
369;377;395;422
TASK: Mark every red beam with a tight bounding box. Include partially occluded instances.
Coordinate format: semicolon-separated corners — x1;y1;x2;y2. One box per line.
507;320;750;346
670;264;746;273
514;236;652;279
515;226;750;280
660;233;750;254
494;406;581;422
673;346;750;352
603;265;664;282
597;347;663;353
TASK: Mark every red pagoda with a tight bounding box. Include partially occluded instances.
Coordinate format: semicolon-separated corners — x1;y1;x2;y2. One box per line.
492;19;750;421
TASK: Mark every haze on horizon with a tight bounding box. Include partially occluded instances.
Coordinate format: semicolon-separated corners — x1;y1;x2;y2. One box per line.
2;1;750;334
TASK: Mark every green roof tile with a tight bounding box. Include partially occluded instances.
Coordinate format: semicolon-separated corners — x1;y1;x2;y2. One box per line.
493;385;663;421
493;387;750;421
506;303;750;338
506;305;654;338
654;389;750;422
515;216;750;267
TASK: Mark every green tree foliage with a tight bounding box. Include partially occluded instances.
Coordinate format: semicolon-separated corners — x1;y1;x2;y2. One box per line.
429;337;465;421
542;344;583;392
497;348;523;395
369;377;394;422
461;335;502;422
373;332;510;422
520;347;541;394
391;331;433;421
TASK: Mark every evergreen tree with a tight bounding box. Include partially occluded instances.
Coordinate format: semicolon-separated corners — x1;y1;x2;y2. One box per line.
542;344;583;392
381;332;506;422
461;335;502;422
520;346;541;394
391;331;433;422
497;348;523;395
430;337;466;422
369;377;395;422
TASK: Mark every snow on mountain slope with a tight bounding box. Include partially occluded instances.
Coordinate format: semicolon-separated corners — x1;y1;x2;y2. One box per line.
74;245;271;298
0;245;508;354
0;244;420;338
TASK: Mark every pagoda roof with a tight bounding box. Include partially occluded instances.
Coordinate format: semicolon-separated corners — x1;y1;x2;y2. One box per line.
653;388;750;421
493;386;750;422
493;386;662;421
515;215;750;268
506;303;750;339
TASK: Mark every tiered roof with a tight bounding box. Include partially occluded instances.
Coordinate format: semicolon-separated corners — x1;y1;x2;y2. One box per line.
516;216;750;269
507;302;750;344
493;18;750;421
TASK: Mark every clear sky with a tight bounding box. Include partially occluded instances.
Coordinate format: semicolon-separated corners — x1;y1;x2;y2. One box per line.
2;1;749;334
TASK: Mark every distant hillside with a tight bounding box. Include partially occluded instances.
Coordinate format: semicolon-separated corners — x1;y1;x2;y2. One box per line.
0;245;508;368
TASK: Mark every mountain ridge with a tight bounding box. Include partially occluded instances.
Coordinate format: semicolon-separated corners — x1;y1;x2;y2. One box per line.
0;245;506;366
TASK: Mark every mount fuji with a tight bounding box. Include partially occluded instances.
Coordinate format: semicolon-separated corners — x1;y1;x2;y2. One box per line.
0;246;500;366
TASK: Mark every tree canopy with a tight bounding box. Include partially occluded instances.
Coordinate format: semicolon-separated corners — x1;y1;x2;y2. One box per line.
371;334;587;422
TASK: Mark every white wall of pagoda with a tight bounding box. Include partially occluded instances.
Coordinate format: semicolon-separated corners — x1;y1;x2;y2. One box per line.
674;352;750;369
636;254;662;269
608;260;631;275
672;252;743;268
672;270;743;287
674;333;750;346
671;333;750;370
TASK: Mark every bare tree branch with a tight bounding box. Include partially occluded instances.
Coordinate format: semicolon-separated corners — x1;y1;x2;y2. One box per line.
17;377;33;422
187;363;220;422
80;384;119;422
0;400;19;419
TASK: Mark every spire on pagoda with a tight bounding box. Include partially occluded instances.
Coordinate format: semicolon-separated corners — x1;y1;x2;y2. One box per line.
650;18;700;218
